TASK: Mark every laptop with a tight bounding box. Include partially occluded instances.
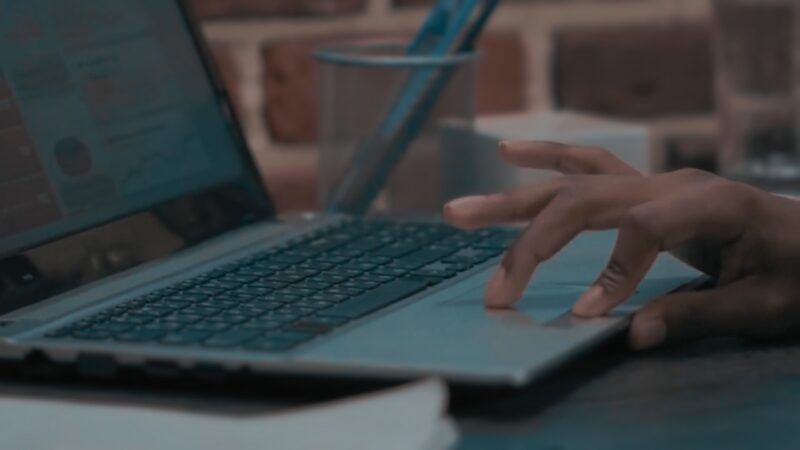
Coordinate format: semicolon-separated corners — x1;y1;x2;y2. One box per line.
0;0;700;386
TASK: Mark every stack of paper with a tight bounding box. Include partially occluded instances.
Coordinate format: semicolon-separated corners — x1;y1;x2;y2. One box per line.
1;378;457;450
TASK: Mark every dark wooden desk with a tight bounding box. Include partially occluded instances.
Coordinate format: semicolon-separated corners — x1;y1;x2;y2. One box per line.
2;339;799;449
457;339;800;449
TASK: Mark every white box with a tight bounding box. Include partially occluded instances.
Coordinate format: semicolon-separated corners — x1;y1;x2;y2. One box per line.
439;111;650;201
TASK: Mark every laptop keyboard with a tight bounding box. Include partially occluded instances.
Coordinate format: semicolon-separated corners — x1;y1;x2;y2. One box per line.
43;219;516;352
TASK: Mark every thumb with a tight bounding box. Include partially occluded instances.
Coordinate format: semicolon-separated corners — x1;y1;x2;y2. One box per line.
629;277;782;350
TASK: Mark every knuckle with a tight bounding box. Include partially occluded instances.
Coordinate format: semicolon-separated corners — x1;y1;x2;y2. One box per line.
501;236;526;270
556;177;587;199
503;194;534;221
696;177;764;224
528;244;555;264
513;232;550;265
588;146;615;162
673;167;714;183
620;206;660;237
705;179;758;209
760;292;792;332
553;151;568;173
568;146;615;174
597;259;632;294
554;183;594;221
484;192;518;215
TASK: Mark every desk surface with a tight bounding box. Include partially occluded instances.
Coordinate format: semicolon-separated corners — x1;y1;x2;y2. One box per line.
2;338;800;450
457;339;800;449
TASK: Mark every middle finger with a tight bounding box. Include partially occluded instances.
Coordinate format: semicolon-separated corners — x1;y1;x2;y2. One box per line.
485;177;652;307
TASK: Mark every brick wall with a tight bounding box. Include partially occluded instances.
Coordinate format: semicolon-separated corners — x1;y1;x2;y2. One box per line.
193;0;716;211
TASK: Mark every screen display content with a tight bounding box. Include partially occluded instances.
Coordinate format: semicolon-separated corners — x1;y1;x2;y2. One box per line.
0;0;271;315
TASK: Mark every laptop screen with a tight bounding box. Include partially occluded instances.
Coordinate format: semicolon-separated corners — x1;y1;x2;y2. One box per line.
0;0;273;314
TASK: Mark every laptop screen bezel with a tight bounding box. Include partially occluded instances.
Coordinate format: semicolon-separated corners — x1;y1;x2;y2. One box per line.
0;0;278;316
175;0;276;215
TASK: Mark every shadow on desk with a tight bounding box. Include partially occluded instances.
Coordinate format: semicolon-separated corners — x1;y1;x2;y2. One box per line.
457;336;800;450
0;335;789;412
3;336;800;450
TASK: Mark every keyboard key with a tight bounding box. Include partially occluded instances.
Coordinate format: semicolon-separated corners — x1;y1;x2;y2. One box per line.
372;240;424;258
267;293;301;304
247;300;286;311
310;293;347;303
251;279;287;290
203;330;262;348
294;300;334;310
288;316;348;334
314;254;350;264
372;267;409;277
187;322;231;333
161;330;212;345
317;273;351;284
181;306;222;317
163;313;204;324
45;327;75;338
357;273;395;284
219;313;251;324
157;300;190;310
133;306;175;317
261;330;316;342
333;286;365;296
398;248;455;268
293;280;333;290
341;280;380;290
117;314;157;325
44;219;513;349
305;315;349;326
230;304;278;315
241;319;285;331
220;273;259;284
235;286;274;296
186;286;225;296
277;306;317;317
298;261;334;271
170;293;208;303
244;338;298;352
205;279;241;289
92;322;134;334
280;287;317;297
72;329;112;340
194;301;235;312
115;328;166;342
142;321;185;332
324;279;428;319
258;312;302;322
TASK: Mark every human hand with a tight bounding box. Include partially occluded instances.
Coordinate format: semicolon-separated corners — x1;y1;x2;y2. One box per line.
444;141;800;350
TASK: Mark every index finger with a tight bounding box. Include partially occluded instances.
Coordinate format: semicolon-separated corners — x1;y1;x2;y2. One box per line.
500;141;642;176
443;178;565;230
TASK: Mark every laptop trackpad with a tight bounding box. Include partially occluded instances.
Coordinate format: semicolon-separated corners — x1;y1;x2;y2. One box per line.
441;284;587;324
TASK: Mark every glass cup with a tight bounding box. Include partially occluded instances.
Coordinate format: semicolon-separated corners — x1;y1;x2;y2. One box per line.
315;41;477;214
713;0;800;192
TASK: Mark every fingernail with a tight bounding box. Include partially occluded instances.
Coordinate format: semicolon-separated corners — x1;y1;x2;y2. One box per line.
630;319;667;350
445;196;485;213
572;285;605;316
485;267;510;308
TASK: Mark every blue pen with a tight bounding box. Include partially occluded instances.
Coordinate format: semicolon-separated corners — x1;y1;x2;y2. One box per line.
383;0;481;130
408;0;460;55
326;0;500;214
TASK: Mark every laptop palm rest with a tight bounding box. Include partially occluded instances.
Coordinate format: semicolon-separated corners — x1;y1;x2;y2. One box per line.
296;231;700;385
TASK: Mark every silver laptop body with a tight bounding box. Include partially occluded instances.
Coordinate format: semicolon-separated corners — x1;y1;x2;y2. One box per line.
0;0;699;386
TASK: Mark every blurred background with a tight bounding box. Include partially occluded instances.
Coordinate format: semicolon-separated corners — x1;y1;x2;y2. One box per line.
190;0;797;212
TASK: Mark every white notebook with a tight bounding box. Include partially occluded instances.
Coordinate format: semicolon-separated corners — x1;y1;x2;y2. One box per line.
0;378;457;450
